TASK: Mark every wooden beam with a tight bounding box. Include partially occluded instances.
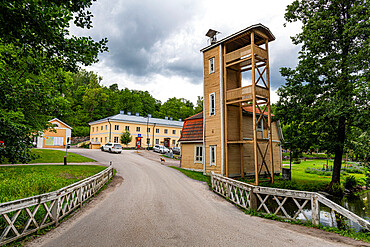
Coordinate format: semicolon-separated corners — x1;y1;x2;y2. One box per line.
266;40;274;183
251;31;259;185
223;45;229;178
239;70;244;178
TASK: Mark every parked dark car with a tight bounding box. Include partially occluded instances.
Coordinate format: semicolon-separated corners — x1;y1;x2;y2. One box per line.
172;147;181;155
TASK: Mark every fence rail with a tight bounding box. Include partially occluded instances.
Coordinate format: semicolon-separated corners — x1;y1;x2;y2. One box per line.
0;165;114;246
211;172;370;231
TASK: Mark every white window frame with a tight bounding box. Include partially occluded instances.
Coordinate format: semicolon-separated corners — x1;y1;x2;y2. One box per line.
194;145;203;163
209;92;215;116
257;119;263;132
147;128;151;133
105;137;107;143
156;128;159;133
209;57;215;74
136;127;140;132
114;136;119;143
210;145;216;166
164;129;168;134
156;139;159;144
101;126;103;131
172;130;176;135
115;125;119;131
125;126;129;131
172;140;176;145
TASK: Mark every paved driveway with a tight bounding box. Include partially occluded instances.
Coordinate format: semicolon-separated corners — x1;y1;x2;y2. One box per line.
26;149;366;246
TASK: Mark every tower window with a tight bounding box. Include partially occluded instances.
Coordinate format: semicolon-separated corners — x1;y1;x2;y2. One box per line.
209;57;215;74
209;93;215;116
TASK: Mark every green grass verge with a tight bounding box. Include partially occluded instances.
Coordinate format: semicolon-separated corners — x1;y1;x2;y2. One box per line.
0;165;106;203
169;167;369;242
29;149;95;163
170;166;211;186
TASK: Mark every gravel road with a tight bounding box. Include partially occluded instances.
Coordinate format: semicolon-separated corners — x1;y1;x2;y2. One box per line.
26;149;367;247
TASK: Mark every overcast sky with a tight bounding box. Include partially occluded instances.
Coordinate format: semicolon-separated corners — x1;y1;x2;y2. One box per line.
71;0;302;104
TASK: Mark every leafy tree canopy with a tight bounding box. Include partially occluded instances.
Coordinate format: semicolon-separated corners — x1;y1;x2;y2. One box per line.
0;0;108;163
276;0;369;185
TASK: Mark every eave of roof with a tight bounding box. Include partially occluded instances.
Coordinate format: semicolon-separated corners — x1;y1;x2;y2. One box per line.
89;114;184;127
200;23;275;53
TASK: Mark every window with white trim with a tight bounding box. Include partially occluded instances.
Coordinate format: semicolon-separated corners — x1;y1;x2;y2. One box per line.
114;136;119;143
156;139;159;144
209;93;215;116
105;137;107;143
105;125;107;130
136;127;140;132
172;140;175;145
210;145;216;166
114;125;119;131
209;57;215;74
125;126;129;131
147;128;151;133
172;130;176;135
194;145;203;163
101;126;103;131
257;119;263;131
164;129;168;134
156;128;159;133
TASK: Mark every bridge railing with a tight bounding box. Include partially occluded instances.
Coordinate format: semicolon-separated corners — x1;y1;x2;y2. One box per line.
0;165;114;246
211;172;370;231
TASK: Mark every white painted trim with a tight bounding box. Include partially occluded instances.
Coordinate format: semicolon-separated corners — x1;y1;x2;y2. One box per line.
202;55;206;174
210;145;216;166
194;145;203;163
209;92;215;116
48;118;73;129
209;57;215;74
178;140;203;143
219;44;224;176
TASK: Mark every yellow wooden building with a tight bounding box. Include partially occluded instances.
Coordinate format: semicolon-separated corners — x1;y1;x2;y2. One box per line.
88;111;184;149
36;118;72;148
179;24;283;182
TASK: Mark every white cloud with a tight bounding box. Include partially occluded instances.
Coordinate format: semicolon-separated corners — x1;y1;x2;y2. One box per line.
75;0;301;104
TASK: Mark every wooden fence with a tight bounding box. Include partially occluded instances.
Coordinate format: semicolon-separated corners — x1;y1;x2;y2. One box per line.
211;172;370;231
0;165;114;246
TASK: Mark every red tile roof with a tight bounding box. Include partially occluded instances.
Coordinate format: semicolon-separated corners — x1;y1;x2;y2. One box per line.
179;112;203;142
242;105;274;116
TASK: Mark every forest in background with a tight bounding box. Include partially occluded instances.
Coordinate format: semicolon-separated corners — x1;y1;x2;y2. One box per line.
59;69;203;137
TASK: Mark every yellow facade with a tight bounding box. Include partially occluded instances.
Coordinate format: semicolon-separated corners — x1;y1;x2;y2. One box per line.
89;119;183;149
37;118;72;148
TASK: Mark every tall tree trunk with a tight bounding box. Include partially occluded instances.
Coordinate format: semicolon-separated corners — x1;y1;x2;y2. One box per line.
331;116;346;184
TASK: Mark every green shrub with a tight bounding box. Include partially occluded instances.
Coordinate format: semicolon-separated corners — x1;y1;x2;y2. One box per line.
344;175;357;190
331;182;344;196
80;142;90;149
293;158;301;164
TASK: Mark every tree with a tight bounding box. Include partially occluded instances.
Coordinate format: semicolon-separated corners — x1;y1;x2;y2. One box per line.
0;0;108;163
276;0;369;187
194;96;203;114
120;131;132;147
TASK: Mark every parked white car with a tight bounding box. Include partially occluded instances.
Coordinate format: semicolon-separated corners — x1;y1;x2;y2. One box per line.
101;143;122;153
159;146;169;154
153;144;161;153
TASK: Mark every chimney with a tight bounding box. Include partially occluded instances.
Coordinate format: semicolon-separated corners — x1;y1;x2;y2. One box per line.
136;113;139;116
165;116;168;120
120;110;124;115
127;112;131;115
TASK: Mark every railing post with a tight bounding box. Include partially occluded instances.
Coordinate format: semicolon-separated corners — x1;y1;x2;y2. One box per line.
249;188;257;210
79;186;83;208
52;197;60;226
311;194;320;225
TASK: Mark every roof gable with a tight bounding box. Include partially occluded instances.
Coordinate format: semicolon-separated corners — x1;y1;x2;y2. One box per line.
49;118;72;129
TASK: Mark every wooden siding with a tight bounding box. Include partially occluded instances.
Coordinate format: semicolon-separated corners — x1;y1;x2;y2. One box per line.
180;144;203;170
203;46;223;174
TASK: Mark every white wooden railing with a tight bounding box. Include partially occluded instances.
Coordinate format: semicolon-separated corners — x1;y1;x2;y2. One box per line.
0;165;114;246
211;172;370;231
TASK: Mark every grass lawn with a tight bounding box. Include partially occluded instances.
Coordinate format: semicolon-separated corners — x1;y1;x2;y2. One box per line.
0;165;106;203
29;149;95;163
170;166;211;186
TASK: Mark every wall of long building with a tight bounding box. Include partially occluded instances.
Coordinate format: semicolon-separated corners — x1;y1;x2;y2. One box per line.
89;121;182;149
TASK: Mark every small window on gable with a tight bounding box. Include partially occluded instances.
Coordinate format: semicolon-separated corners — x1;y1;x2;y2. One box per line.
257;119;263;131
209;93;215;116
209;57;215;74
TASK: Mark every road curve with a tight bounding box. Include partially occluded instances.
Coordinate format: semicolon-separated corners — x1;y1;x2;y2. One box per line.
26;149;365;247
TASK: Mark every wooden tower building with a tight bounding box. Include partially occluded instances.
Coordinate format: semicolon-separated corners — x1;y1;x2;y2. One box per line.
200;24;280;184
